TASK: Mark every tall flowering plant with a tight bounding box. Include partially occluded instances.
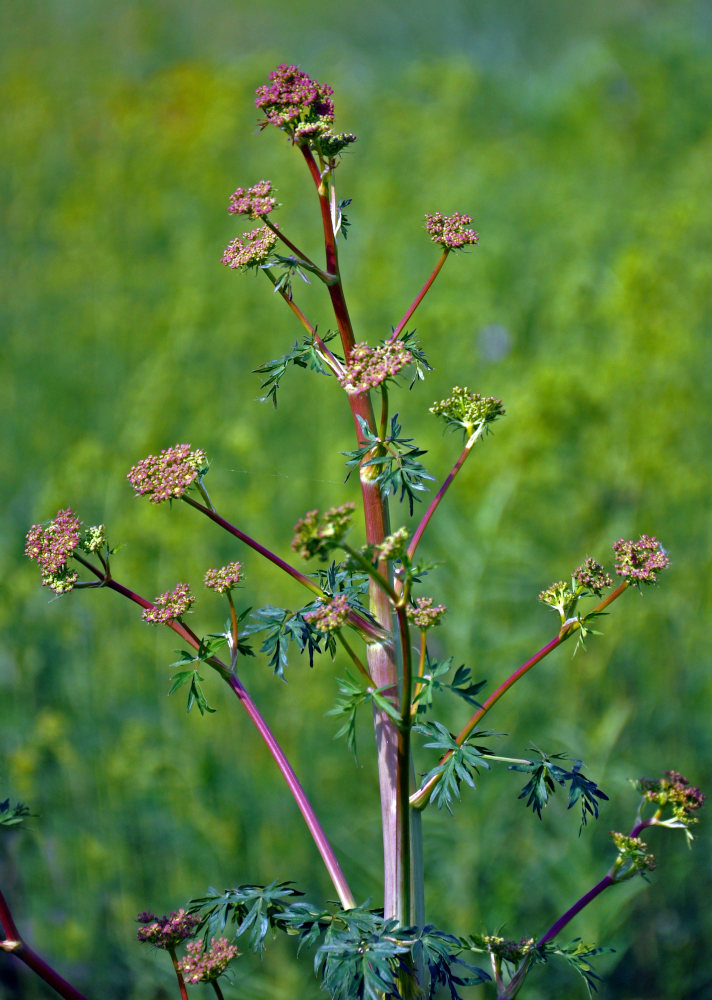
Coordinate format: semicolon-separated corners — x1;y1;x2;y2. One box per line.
5;64;703;1000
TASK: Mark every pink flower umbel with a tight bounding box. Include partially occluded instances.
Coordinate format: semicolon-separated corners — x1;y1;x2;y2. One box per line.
136;909;200;949
228;179;277;219
305;594;350;632
25;508;106;595
127;444;208;503
406;596;447;630
221;226;277;270
25;508;81;594
425;211;479;250
613;535;669;585
178;937;238;984
204;562;243;594
338;342;414;394
142;583;195;624
255;63;335;132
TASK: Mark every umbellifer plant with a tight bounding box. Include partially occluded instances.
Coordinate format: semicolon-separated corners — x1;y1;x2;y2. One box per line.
5;63;704;1000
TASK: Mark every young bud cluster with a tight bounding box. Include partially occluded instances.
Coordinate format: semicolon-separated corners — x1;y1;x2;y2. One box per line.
136;909;200;949
221;226;277;270
374;526;409;561
610;831;656;875
127;444;208;504
141;583;195;625
338;341;414;394
406;596;447;630
613;535;669;585
425;211;479;250
228;179;277;219
291;503;355;561
178;937;238;983
204;562;243;594
430;387;505;438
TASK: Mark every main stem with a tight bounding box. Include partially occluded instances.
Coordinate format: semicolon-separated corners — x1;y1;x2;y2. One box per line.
300;142;406;922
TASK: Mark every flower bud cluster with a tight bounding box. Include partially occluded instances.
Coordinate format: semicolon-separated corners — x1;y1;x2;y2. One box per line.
613;535;669;585
255;64;335;133
425;211;479;250
204;562;243;594
178;936;238;983
291;503;355;561
305;593;350;632
374;527;409;561
610;831;656;874
338;341;414;394
479;934;535;964
228;179;277;218
406;596;447;630
137;909;200;949
25;508;106;595
142;583;195;625
127;444;208;504
430;387;505;438
221;226;277;270
573;557;612;596
638;770;705;825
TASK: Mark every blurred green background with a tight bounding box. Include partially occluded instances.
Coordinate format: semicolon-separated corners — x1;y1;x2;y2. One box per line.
2;1;711;997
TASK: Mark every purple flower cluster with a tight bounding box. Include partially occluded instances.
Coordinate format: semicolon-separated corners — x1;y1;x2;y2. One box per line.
127;444;207;504
228;180;277;219
137;909;200;949
613;535;669;585
573;557;612;596
305;593;350;632
639;770;705;825
142;583;195;625
406;596;447;630
221;226;277;270
338;341;414;394
291;503;355;561
425;211;479;250
178;937;238;983
255;64;335;132
25;508;82;594
204;562;243;594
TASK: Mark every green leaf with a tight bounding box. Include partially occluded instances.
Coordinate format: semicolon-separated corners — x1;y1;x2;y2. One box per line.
415;722;495;811
168;667;215;715
0;797;33;829
509;747;608;830
253;333;338;407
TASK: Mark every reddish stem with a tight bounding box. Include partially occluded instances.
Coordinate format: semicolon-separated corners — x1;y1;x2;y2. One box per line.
407;437;472;562
389;251;449;342
411;580;630;808
0;889;90;1000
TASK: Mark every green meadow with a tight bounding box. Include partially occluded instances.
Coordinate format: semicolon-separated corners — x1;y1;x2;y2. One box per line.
2;2;711;997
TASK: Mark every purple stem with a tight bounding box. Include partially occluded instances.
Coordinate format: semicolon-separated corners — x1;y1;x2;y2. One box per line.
389;251;449;342
0;889;90;1000
407;438;472;562
72;569;355;909
226;674;355;909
